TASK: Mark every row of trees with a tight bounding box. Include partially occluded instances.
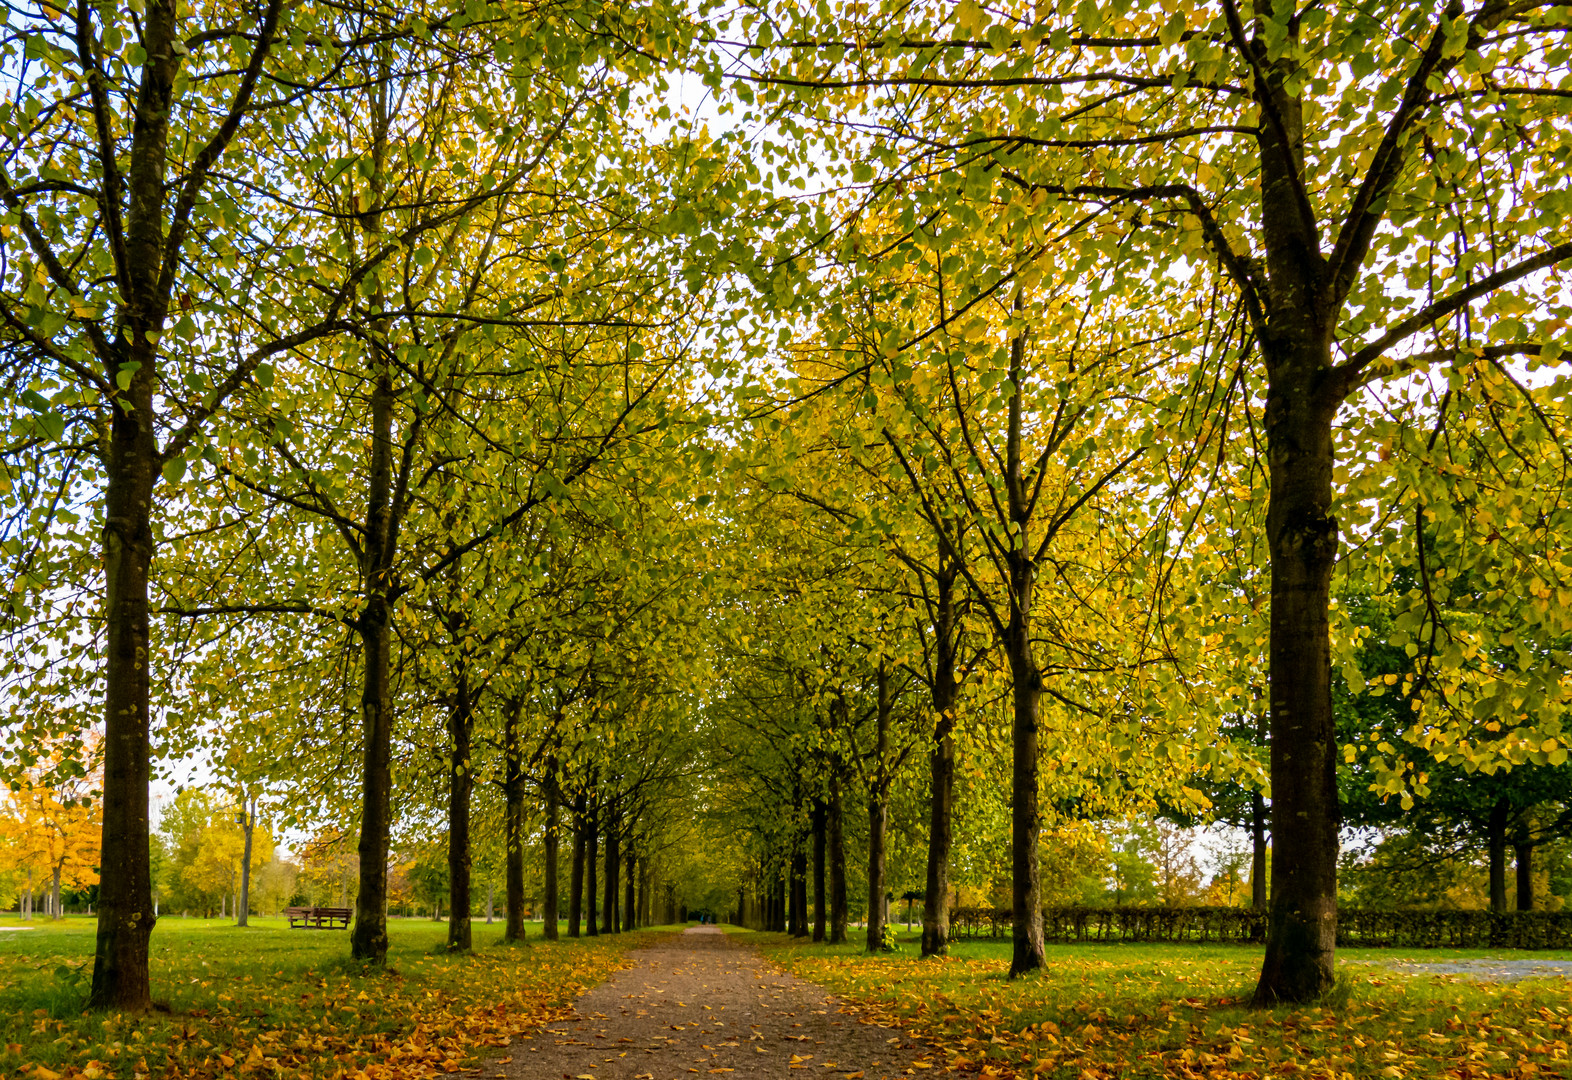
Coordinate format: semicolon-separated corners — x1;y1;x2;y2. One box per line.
0;0;746;1009
2;0;1570;1010
699;0;1572;1005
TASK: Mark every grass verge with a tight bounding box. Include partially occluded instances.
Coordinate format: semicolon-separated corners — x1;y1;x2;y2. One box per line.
758;930;1572;1080
0;915;648;1080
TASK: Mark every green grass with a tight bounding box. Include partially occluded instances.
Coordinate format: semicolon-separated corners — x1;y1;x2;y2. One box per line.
0;914;650;1080
759;929;1572;1079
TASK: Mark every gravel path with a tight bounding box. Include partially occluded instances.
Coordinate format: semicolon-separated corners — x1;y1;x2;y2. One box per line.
491;927;930;1080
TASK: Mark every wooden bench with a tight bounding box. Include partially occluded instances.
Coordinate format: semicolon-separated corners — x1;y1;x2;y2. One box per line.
285;906;352;929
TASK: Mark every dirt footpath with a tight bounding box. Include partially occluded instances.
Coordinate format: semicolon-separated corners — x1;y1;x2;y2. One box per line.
492;927;930;1080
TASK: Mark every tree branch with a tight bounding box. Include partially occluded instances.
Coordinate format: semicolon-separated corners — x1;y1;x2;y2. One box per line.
1333;240;1572;392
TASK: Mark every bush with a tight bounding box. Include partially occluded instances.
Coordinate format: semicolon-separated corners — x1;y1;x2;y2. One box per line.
946;905;1572;949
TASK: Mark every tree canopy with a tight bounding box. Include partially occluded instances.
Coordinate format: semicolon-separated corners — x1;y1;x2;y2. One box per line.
2;0;1570;1011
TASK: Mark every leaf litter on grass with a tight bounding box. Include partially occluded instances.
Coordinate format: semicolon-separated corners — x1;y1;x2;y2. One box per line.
761;938;1572;1080
0;922;646;1080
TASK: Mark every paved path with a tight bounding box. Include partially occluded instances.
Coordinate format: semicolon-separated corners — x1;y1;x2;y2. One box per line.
493;928;929;1080
1376;958;1572;982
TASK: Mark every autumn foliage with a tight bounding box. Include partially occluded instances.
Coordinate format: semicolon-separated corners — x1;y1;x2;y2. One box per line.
0;749;101;919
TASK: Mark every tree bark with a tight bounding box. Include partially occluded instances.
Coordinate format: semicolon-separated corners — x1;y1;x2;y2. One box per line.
504;700;527;943
637;856;649;928
447;645;473;953
922;545;958;958
1244;0;1346;1005
1515;842;1534;912
624;849;636;932
542;756;560;940
85;0;188;1009
866;792;888;952
790;841;808;937
812;801;827;942
237;799;254;927
90;258;161;1007
1003;329;1045;978
829;772;846;944
349;54;396;968
1488;797;1510;914
1251;791;1268;912
869;659;892;952
569;792;586;938
1253;362;1340;1000
586;802;599;936
603;809;619;934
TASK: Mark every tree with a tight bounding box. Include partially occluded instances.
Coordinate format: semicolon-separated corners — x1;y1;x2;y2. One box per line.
722;0;1572;1001
0;0;446;1006
2;753;102;919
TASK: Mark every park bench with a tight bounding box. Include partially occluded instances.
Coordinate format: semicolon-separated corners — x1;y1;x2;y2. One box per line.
285;906;352;929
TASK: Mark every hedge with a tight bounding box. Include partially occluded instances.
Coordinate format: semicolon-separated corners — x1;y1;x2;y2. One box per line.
945;905;1572;949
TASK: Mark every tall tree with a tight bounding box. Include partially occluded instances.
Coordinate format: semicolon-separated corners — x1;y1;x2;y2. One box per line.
723;0;1572;1001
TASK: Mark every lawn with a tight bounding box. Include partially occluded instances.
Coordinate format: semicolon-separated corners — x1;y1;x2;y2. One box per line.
757;930;1572;1080
0;914;661;1080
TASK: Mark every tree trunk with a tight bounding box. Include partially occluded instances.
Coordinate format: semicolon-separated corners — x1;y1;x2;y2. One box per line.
1488;797;1510;914
90;293;160;1003
586;803;599;936
1243;0;1346;1003
866;792;888;951
237;800;254;927
542;757;560;940
1253;362;1341;999
812;802;826;942
349;63;396;967
84;0;192;1008
1004;596;1044;978
1002;328;1045;979
790;842;808;937
603;812;619;934
569;792;586;938
447;647;473;953
1515;842;1533;912
504;701;527;944
922;545;958;959
624;850;636;932
869;659;892;952
1251;791;1268;911
828;772;846;944
637;857;648;928
51;866;63;921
